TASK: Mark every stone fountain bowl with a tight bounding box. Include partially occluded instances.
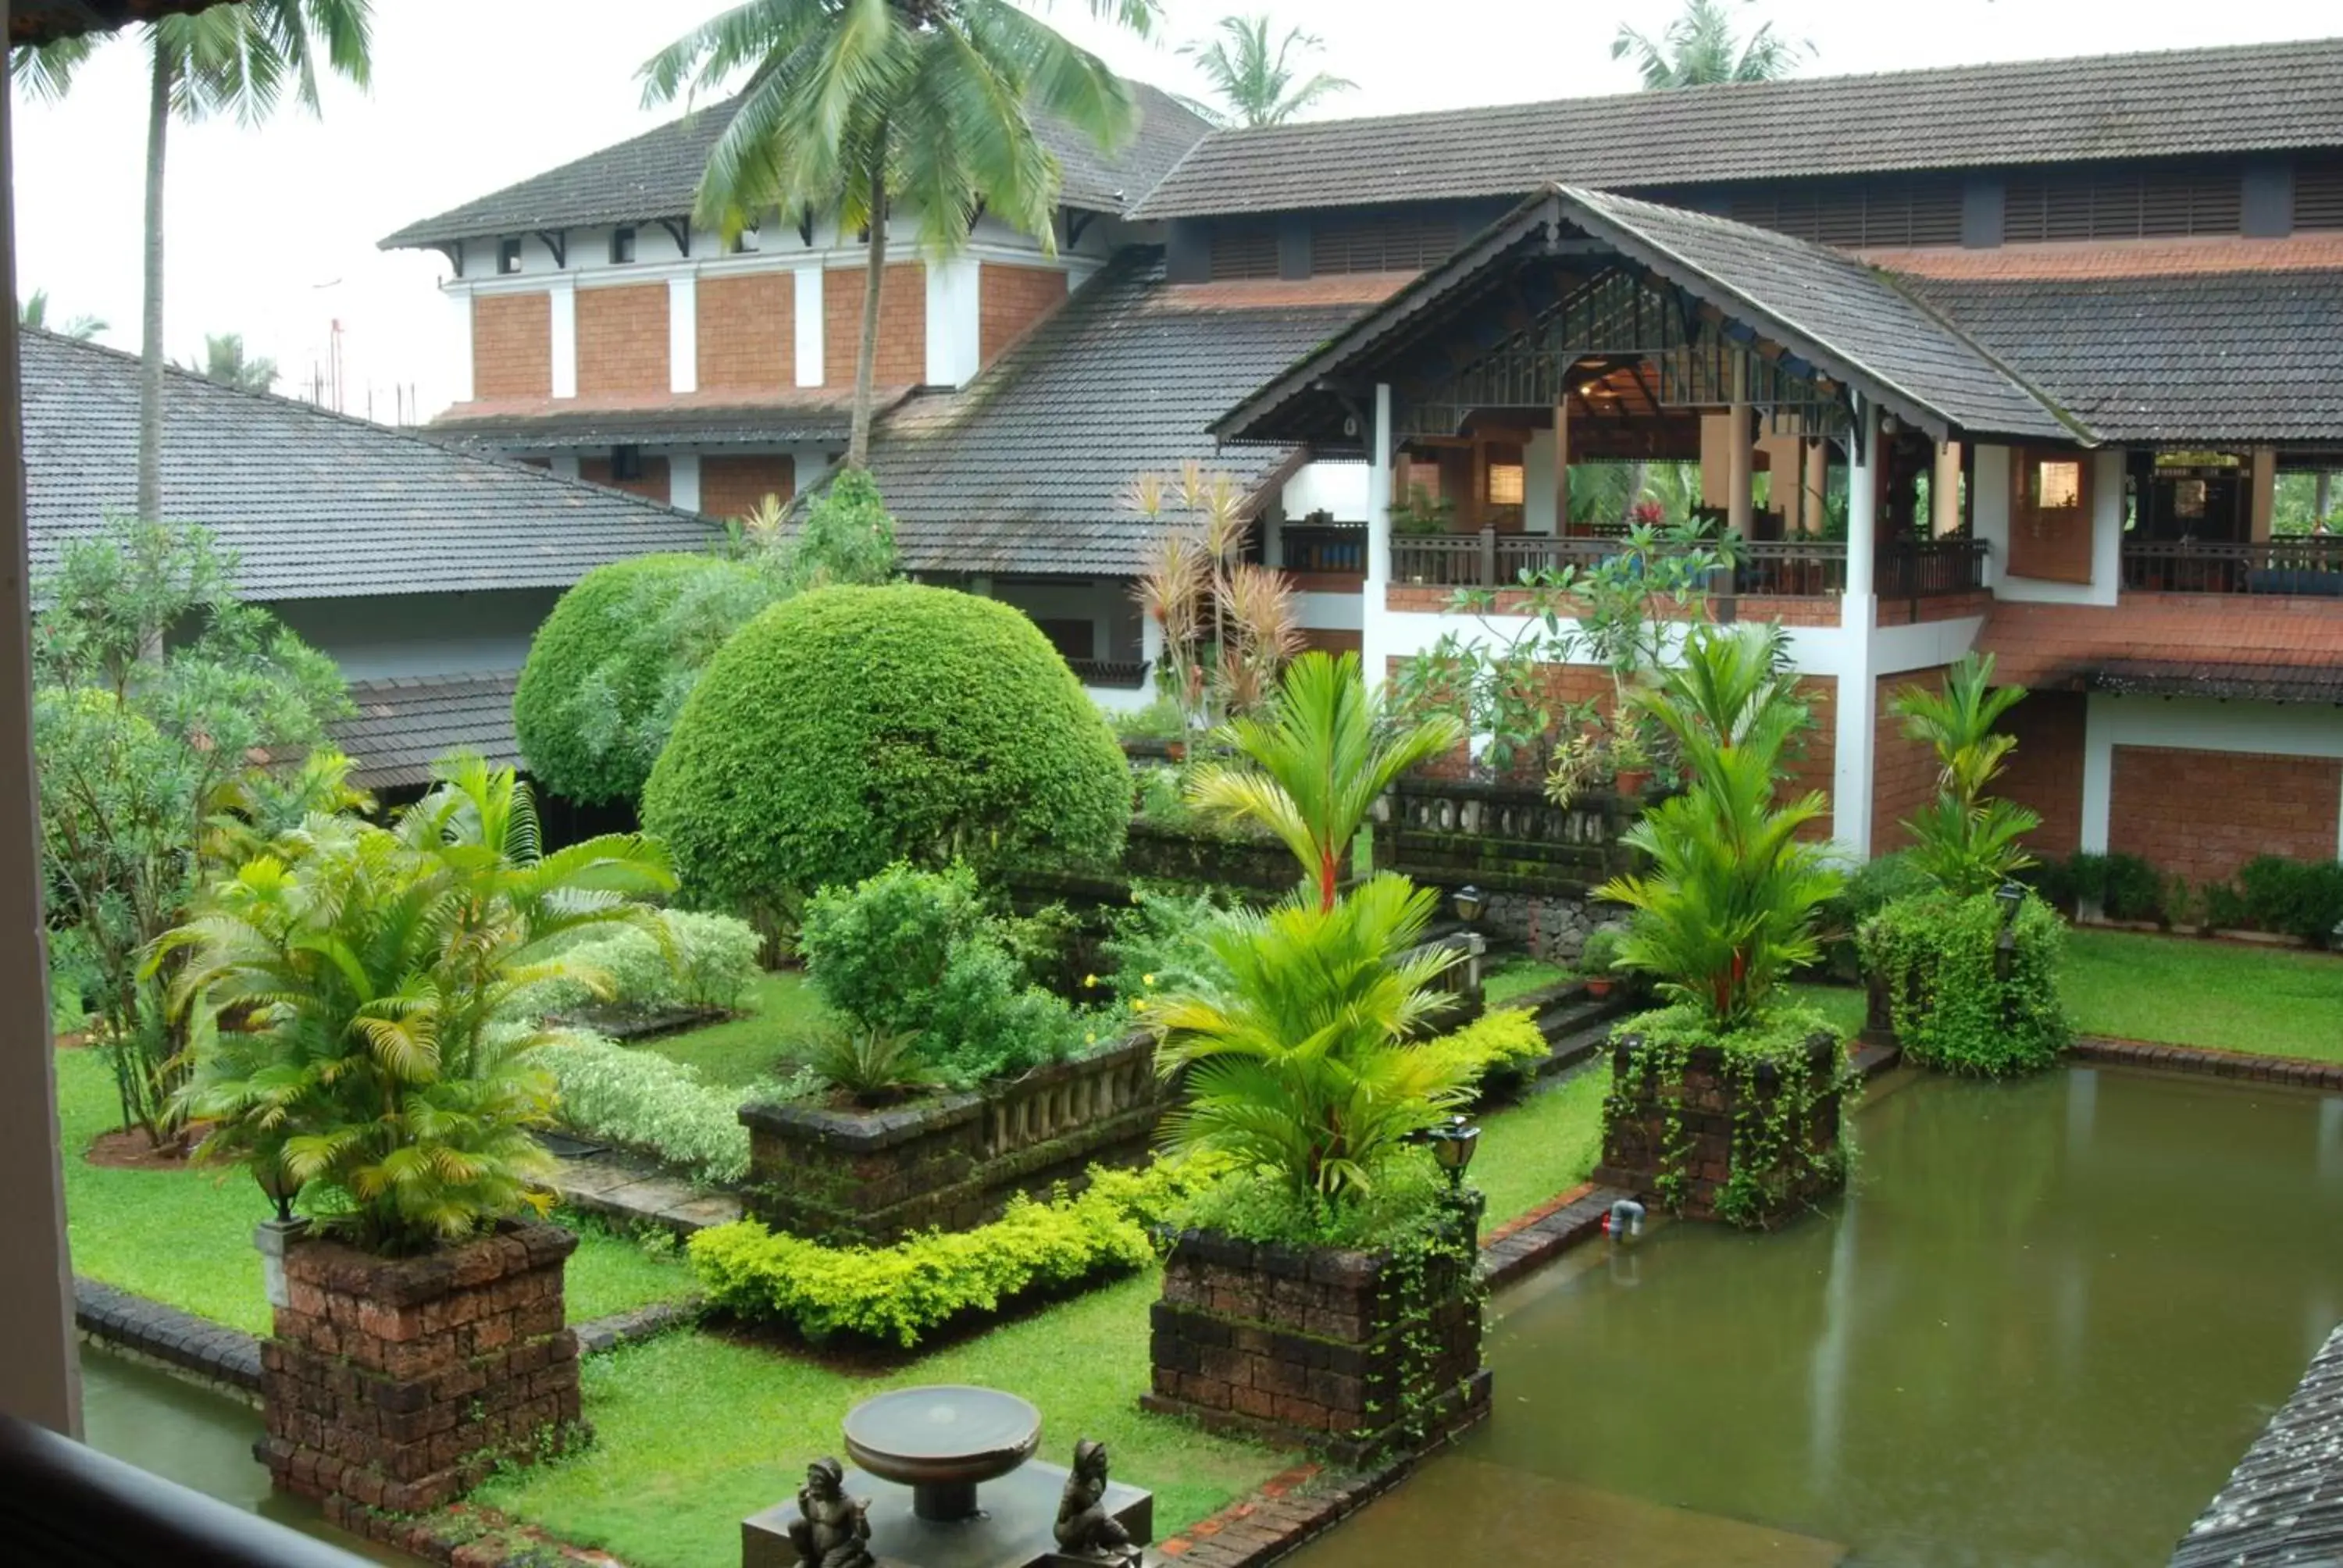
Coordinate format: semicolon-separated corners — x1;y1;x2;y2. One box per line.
843;1385;1043;1522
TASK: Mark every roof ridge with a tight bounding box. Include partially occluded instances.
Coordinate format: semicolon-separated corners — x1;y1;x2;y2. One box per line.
1866;266;2097;444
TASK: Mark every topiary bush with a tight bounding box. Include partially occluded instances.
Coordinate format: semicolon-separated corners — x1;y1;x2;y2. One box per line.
1857;890;2072;1076
643;583;1129;909
514;553;789;807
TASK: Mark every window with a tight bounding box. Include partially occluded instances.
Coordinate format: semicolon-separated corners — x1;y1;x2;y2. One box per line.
497;237;522;275
609;226;636;265
611;445;644;482
1485;461;1526;507
2036;460;2082;510
2174;479;2209;519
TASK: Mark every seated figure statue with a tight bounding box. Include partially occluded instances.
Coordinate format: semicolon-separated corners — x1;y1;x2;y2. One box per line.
1054;1438;1139;1564
788;1458;875;1568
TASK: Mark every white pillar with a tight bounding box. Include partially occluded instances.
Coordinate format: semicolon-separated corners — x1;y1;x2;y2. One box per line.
1932;439;1963;537
1832;654;1878;862
448;287;475;405
1971;444;2011;589
548;276;578;401
669;452;702;514
1366;383;1393;586
1553;391;1571;533
668;275;697;395
925;257;981;387
1726;352;1753;536
1842;398;1878;632
2079;694;2114;854
1803;437;1828;537
793;266;825;387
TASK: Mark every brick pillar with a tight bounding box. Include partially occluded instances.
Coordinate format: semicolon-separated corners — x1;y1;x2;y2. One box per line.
258;1221;583;1522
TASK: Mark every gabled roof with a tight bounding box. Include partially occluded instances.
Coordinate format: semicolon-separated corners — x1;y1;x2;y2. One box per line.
431;387;878;451
21;331;718;602
1216;187;2077;449
1136;37;2343;220
383;82;1210;251
2172;1321;2343;1566
333;672;524;790
868;250;1386;576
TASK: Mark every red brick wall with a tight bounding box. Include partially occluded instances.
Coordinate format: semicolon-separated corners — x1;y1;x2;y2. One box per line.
1872;666;1952;852
1978;594;2343;692
2109;746;2343;886
579;455;671;504
698;273;792;391
1783;676;1838;843
698;454;795;521
825;262;925;387
1996;689;2085;861
575;284;670;397
979;262;1068;362
473;293;551;399
1300;628;1363;655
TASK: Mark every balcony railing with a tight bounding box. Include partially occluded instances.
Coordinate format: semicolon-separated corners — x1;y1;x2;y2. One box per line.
1280;522;1368;576
1069;657;1149;689
2120;539;2343;597
1386;530;1991;600
1878;538;1992;598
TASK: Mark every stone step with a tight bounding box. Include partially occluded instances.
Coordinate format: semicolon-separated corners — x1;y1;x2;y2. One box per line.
550;1147;741;1237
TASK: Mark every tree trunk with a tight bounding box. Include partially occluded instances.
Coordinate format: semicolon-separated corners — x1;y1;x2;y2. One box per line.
845;143;889;472
137;47;170;524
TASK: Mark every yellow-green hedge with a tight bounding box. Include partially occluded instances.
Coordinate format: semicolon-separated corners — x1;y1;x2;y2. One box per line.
1422;1006;1548;1092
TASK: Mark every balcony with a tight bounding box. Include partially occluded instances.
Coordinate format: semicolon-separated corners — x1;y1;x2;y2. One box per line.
1068;657;1149;689
2120;539;2343;597
1279;522;1369;579
1385;530;1988;600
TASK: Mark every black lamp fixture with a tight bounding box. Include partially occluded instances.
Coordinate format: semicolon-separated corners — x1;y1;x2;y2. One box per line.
1452;885;1485;925
255;1157;302;1226
1995;880;2027;932
1424;1115;1482;1191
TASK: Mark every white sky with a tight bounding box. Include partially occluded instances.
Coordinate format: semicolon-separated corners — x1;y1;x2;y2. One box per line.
11;0;2340;421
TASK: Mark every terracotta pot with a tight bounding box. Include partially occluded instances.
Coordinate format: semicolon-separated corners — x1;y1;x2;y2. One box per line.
1164;740;1186;762
1585;976;1614;999
1613;769;1651;798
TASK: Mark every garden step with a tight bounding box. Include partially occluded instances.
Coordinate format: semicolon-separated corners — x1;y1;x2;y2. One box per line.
549;1147;740;1237
1532;990;1639;1077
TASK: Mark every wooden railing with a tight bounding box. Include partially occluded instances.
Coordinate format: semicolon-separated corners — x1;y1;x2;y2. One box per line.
1386;530;1990;600
1069;657;1149;689
1878;538;1990;597
1280;522;1368;576
1733;540;1847;597
2120;539;2343;597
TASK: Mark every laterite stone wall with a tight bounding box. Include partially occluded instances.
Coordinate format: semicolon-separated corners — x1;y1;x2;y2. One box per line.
1593;1034;1846;1227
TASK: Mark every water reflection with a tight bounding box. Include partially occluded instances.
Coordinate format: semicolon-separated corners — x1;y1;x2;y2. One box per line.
1287;1068;2343;1568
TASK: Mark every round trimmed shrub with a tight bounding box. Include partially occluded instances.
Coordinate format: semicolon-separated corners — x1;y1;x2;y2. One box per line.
514;553;788;806
643;583;1129;909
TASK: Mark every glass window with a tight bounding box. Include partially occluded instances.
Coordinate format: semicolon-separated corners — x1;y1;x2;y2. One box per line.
2037;461;2082;510
609;226;637;265
497;237;522;275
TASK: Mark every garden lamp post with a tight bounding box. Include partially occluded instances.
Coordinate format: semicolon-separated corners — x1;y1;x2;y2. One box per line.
252;1159;308;1311
1425;1115;1481;1191
1994;881;2026;984
1452;885;1485;926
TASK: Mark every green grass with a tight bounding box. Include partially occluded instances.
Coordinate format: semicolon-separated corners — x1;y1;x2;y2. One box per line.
1788;982;1867;1040
1470;1071;1608;1226
54;1048;696;1335
640;971;830;1088
475;1273;1289;1568
1484;954;1570;1007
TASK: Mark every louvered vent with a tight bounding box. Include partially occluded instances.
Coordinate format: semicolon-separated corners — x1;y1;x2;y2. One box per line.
2005;163;2242;241
1724;178;1962;248
1208;223;1280;280
1310;212;1457;274
2297;160;2343;230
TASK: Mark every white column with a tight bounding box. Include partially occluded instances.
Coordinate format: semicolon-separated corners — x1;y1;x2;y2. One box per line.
2079;694;2114;854
668;275;697;395
1803;437;1828;537
1832;657;1878;862
448;287;475;405
925;256;981;387
1553;391;1571;533
2090;448;2125;603
793;266;825;387
548;275;578;401
1932;439;1963;537
1726;352;1753;536
1842;397;1878;632
1971;444;2011;590
669;452;702;514
1366;383;1393;586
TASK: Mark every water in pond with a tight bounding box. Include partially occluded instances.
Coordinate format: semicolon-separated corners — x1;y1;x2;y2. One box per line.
80;1347;409;1564
1293;1067;2343;1568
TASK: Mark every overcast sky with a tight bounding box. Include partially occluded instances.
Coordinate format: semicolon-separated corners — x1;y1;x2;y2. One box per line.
12;0;2339;420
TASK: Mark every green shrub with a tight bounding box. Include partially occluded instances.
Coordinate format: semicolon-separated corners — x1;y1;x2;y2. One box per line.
540;1031;756;1185
1857;891;2072;1077
1095;885;1234;1008
644;584;1129;911
800;864;982;1035
688;1156;1224;1345
1817;850;1934;936
776;469;897;590
1175;1156;1451;1251
1420;1007;1548;1096
796;1023;936;1107
1108;694;1190;745
48;924;103;1036
515;554;790;807
2236;854;2343;945
2059;851;2164;922
516;909;764;1018
1577;926;1624;975
2201;878;2252;932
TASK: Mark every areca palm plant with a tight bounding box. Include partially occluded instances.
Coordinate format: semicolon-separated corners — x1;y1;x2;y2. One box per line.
164;758;676;1254
1144;873;1471;1203
642;0;1157;471
1612;0;1809;90
1596;625;1838;1028
1178;13;1353;127
1186;651;1463;912
1889;653;2041;895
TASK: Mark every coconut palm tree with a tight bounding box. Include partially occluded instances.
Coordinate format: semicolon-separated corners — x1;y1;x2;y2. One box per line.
1179;14;1353;128
1612;0;1809;91
179;332;279;393
643;0;1157;472
18;290;106;341
1186;651;1463;913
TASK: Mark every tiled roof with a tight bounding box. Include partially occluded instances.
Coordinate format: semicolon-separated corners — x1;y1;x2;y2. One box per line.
431;388;879;451
21;330;718;603
13;2;216;44
1974;596;2343;693
2089;659;2343;704
868;249;1371;576
2171;1320;2343;1566
330;672;522;791
383;81;1209;249
1135;37;2343;219
1865;235;2343;281
1905;269;2343;443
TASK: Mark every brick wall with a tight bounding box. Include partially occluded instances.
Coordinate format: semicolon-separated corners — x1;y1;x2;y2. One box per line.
699;454;796;521
1978;594;2343;691
1871;665;1951;852
1299;628;1363;655
473;294;551;399
579;455;671;504
698;273;793;391
576;284;670;397
1996;689;2085;860
1785;675;1838;842
2109;746;2343;886
979;262;1068;362
825;262;925;387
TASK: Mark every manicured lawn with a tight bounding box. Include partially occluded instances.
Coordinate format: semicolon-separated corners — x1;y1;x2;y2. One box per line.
475;1274;1289;1568
640;971;829;1088
54;1048;696;1335
1471;1070;1608;1226
1484;954;1571;1007
1788;982;1867;1040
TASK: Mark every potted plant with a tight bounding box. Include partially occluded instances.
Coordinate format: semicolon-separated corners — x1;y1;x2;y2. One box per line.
1390;483;1456;537
1608;718;1653;800
1578;926;1624;998
164;757;676;1516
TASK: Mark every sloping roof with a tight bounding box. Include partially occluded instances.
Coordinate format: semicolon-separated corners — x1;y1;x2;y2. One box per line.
2171;1320;2343;1566
1906;269;2343;444
1217;187;2075;449
1974;597;2343;694
383;81;1210;250
21;330;718;602
432;388;877;451
1135;37;2343;219
2089;659;2343;704
331;672;522;790
12;0;222;44
868;249;1379;576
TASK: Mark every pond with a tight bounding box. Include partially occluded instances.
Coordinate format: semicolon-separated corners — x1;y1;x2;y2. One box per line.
1290;1066;2343;1568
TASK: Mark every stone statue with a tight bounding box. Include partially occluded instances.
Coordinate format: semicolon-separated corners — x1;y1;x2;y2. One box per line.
1053;1438;1139;1564
788;1458;875;1568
